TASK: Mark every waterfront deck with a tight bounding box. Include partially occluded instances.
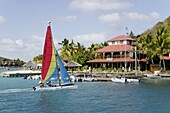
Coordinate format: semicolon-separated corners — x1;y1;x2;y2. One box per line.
0;70;41;77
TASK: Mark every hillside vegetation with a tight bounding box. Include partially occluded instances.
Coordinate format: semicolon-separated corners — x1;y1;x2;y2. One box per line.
141;16;170;37
137;16;170;70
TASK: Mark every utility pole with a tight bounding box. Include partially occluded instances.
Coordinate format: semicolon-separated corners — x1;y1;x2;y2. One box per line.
135;46;137;72
125;27;128;72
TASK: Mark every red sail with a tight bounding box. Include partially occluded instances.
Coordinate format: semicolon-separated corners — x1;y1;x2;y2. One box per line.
41;25;53;82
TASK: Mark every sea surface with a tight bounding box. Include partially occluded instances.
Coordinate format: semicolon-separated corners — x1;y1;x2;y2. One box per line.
0;68;170;113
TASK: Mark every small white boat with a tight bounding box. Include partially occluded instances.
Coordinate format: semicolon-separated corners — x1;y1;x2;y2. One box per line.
140;74;162;83
111;77;127;83
144;74;162;79
83;78;95;82
127;78;140;83
111;77;140;83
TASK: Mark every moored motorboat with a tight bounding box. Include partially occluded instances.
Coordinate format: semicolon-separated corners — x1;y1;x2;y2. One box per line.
111;77;140;83
140;73;162;83
127;78;140;83
111;77;128;83
83;77;95;82
144;74;162;79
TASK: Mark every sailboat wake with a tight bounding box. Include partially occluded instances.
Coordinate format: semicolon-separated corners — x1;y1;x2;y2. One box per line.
0;88;34;94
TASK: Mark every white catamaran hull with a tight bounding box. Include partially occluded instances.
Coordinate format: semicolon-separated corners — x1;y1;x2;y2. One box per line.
111;77;127;83
33;84;78;91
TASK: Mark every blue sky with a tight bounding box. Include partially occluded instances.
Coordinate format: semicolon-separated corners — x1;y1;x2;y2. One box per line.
0;0;170;62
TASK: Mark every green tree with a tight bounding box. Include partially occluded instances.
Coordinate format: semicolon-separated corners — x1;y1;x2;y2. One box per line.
154;26;170;70
33;54;42;63
69;40;77;60
58;38;71;59
137;33;155;64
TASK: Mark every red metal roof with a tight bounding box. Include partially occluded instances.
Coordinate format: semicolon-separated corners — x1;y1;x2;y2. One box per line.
87;58;135;63
95;44;134;53
107;35;135;42
140;57;170;61
163;56;170;60
140;58;148;62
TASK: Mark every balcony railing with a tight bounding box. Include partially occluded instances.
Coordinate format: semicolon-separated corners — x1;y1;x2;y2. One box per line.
96;55;130;59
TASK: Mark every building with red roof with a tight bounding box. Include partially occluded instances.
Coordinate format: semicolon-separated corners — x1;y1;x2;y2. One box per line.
87;35;170;71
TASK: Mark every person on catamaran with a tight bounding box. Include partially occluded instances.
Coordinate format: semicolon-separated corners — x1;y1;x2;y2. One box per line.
39;81;45;87
47;81;57;87
40;83;45;87
47;81;52;87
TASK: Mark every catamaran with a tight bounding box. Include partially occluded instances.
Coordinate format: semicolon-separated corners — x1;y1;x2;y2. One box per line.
33;22;77;91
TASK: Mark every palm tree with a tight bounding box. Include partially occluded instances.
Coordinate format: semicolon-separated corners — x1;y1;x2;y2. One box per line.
101;42;109;47
154;26;170;70
137;33;155;64
69;40;77;57
88;43;102;59
74;42;88;65
58;38;71;59
138;26;170;70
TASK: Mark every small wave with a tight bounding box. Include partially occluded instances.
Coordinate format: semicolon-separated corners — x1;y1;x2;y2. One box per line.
0;88;34;94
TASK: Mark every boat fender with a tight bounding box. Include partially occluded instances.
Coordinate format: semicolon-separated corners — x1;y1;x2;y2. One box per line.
33;87;36;91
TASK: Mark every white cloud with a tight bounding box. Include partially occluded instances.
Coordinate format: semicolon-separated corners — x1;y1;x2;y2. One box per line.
1;39;13;45
99;13;121;23
0;38;24;52
0;35;44;61
57;16;77;22
69;0;132;12
98;12;123;29
0;15;6;24
0;33;107;61
98;11;160;29
15;40;23;47
150;12;160;20
123;12;160;21
31;35;44;41
72;33;107;47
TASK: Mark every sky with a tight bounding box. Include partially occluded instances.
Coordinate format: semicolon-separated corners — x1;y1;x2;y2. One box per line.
0;0;170;62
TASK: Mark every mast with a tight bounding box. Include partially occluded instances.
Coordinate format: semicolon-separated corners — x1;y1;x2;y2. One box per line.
125;27;128;73
57;53;61;86
135;46;137;75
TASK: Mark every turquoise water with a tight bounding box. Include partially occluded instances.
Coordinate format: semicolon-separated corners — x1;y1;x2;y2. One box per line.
0;77;170;113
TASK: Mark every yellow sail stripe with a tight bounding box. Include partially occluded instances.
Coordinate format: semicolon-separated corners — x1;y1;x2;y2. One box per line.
44;42;57;83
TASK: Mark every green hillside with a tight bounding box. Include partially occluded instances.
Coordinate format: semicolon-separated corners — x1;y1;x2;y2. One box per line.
0;57;11;61
141;16;170;37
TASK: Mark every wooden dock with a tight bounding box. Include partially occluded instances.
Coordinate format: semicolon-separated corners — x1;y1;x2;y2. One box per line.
0;70;41;77
96;78;111;82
